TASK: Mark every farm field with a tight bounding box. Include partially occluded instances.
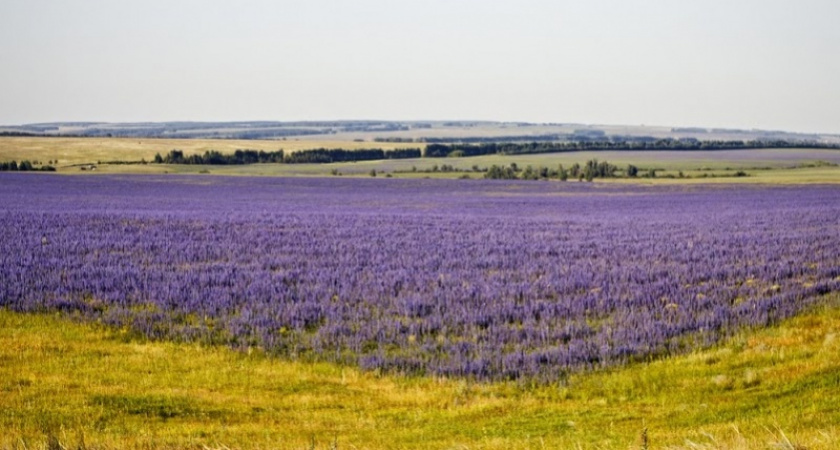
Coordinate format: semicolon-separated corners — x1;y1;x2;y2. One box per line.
1;174;839;448
12;156;840;188
0;137;419;168
111;162;839;184
2;137;840;184
277;149;840;183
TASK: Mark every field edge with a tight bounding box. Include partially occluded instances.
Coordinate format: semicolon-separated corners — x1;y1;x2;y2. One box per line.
2;292;839;449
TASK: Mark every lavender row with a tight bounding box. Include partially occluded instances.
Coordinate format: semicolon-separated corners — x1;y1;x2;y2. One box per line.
1;174;838;381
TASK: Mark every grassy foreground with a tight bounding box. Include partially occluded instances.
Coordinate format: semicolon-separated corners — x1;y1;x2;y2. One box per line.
2;294;839;449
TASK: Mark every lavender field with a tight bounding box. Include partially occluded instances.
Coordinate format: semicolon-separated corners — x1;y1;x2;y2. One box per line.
2;174;838;382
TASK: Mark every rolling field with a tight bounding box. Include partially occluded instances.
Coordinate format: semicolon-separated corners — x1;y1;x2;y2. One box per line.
0;137;419;168
1;140;839;448
2;137;840;184
1;174;839;448
3;296;839;449
3;176;839;380
156;163;840;185
304;149;840;183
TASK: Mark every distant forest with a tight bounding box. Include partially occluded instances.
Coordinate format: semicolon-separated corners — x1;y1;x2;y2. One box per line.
147;139;840;167
155;147;422;165
0;160;56;171
422;139;840;157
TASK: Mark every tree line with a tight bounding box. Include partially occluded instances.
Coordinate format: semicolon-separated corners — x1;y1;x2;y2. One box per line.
484;159;667;181
482;159;755;181
375;134;567;143
155;149;285;165
149;138;836;167
423;139;840;158
282;147;420;163
0;160;56;171
153;147;422;165
485;159;620;181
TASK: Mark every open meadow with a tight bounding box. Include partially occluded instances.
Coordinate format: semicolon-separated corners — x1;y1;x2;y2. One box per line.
0;137;419;169
105;148;839;183
1;172;839;448
2;136;838;184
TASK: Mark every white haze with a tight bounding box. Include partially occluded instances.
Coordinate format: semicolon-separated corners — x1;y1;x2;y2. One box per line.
1;0;838;134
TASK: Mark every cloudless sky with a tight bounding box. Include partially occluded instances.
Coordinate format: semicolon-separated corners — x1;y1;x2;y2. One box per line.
1;0;838;133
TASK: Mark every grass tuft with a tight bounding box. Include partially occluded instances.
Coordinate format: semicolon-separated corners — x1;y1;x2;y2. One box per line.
90;394;199;420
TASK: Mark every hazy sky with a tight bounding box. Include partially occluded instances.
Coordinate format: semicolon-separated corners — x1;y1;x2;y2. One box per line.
1;0;838;133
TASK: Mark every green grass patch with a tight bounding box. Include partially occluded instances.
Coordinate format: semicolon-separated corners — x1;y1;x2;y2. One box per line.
89;394;205;420
79;157;840;184
3;294;840;448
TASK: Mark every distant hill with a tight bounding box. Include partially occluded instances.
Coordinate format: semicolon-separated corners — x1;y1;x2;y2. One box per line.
1;120;838;144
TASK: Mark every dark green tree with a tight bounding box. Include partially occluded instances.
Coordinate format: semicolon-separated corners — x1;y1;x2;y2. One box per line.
558;164;568;181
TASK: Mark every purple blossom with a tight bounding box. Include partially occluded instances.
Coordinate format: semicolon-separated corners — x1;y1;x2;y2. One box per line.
1;173;838;382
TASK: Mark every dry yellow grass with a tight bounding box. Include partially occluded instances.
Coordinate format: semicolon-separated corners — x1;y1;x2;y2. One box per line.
0;136;421;168
2;295;839;449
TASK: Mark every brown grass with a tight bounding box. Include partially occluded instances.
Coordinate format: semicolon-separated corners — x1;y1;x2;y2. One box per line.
0;136;421;167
